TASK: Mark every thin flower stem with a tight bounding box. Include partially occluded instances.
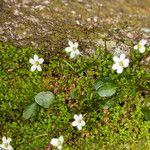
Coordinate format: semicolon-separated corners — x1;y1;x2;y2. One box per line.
76;48;101;74
63;60;75;71
33;133;48;139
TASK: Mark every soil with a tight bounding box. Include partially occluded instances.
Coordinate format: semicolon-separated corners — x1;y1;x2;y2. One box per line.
0;0;150;55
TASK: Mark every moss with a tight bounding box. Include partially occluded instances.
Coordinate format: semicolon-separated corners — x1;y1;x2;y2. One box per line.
0;43;150;149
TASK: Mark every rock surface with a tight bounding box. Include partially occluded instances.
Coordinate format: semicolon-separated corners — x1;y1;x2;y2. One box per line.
0;0;150;55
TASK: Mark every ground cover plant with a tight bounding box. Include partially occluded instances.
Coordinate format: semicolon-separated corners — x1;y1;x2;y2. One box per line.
0;40;150;150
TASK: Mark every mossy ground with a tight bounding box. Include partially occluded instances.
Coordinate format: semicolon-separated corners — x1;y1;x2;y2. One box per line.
0;43;150;149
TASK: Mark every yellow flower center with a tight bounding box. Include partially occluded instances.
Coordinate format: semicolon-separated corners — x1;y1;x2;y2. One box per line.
4;143;9;148
78;119;82;123
73;47;77;51
119;61;124;66
138;44;142;49
58;140;62;146
35;61;39;66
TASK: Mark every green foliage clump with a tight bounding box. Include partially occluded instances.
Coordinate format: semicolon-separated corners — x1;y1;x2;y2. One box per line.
0;43;150;149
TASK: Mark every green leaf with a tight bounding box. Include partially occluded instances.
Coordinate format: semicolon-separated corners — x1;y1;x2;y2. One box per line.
94;78;117;97
69;90;78;99
131;86;136;96
94;80;104;91
97;84;116;97
23;103;37;120
142;107;150;121
35;91;55;108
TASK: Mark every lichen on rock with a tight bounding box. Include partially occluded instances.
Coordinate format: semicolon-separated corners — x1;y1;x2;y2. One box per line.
0;0;150;55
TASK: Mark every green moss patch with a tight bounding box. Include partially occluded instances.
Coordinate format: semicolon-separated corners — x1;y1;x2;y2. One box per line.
0;43;150;149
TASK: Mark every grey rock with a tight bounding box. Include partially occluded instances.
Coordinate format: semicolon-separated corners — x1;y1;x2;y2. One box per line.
0;0;150;56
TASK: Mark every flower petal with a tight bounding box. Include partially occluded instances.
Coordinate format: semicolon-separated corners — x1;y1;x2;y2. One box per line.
68;40;74;47
59;136;64;143
7;138;12;144
123;59;129;67
70;51;76;58
139;46;145;53
0;144;5;149
50;138;58;146
75;49;80;55
140;39;147;46
58;145;62;150
113;56;120;63
72;120;78;127
2;136;7;143
34;55;39;61
37;65;42;71
81;120;85;126
74;42;79;48
112;64;118;70
134;45;138;50
7;145;13;150
115;47;120;52
120;54;125;60
29;58;35;65
65;47;73;53
74;114;78;120
38;58;44;64
77;124;82;130
117;66;123;74
78;114;83;120
0;144;4;148
57;145;62;150
30;65;37;72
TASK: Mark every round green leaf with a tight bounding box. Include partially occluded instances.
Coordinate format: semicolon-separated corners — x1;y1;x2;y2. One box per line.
69;90;78;99
94;78;117;97
142;107;150;121
94;77;112;90
35;91;55;108
23;103;37;120
97;83;116;97
94;80;103;91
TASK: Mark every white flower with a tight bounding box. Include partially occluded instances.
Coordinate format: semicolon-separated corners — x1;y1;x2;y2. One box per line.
134;39;147;53
103;105;109;110
65;40;80;58
112;54;129;74
72;114;85;130
115;47;121;52
50;136;64;150
0;136;13;150
29;54;44;72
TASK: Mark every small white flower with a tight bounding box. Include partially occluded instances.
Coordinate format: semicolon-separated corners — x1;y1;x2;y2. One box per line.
29;54;44;72
0;136;13;150
103;105;109;110
115;47;121;52
65;40;80;58
141;28;150;33
72;114;85;130
112;54;129;74
50;136;64;150
134;39;147;53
